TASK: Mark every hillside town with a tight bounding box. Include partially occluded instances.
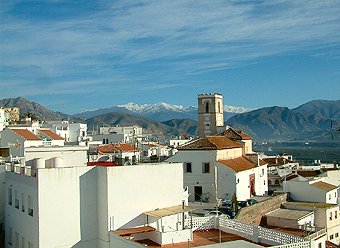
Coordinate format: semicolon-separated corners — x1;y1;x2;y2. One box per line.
0;93;339;248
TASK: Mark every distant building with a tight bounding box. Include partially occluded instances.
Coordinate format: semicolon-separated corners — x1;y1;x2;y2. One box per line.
0;108;7;132
284;201;340;245
283;177;339;204
4;107;20;124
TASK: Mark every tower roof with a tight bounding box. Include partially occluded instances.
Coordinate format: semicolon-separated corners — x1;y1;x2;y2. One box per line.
178;136;242;150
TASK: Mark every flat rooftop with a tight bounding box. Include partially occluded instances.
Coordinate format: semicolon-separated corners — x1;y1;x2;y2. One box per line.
284;201;338;209
265;208;313;220
135;229;269;247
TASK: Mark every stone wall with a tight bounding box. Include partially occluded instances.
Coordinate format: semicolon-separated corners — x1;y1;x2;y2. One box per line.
235;193;288;225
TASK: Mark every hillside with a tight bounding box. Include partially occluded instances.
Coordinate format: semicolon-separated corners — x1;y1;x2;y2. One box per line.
86;112;197;137
74;102;250;122
0;97;70;121
226;106;333;141
161;119;198;136
293;100;340;119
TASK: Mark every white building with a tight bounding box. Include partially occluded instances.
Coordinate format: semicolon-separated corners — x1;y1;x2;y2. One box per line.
265;208;315;231
0;108;8;132
283;177;339;204
94;143;141;165
4;162;191;248
0;127;66;157
284;202;340;245
167;135;268;202
43;121;89;144
169;134;193;148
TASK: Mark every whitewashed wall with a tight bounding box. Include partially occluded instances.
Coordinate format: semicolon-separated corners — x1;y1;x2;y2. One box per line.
167;150;217;202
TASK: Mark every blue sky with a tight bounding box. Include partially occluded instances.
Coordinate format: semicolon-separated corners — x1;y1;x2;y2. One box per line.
1;0;340;114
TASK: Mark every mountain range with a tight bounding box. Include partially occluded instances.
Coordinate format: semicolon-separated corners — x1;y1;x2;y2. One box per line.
74;102;251;121
1;97;339;141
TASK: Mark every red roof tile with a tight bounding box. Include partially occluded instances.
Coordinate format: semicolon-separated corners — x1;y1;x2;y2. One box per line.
38;129;64;140
218;127;252;140
10;128;42;141
98;143;138;153
218;156;257;172
310;181;338;191
179;136;242;150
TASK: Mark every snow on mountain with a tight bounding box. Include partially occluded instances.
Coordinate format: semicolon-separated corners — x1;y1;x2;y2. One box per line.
118;102;196;113
223;105;252;114
118;102;251;114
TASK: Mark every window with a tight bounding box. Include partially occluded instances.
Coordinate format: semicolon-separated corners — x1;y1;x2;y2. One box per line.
205;102;209;113
185;163;192;173
202;162;210;173
218;102;221;113
8;188;13;206
274;179;280;185
8;227;12;245
330;234;334;240
15;190;19;209
335;210;338;219
335;192;337;198
330;212;332;221
28;195;33;217
15;232;19;248
21;193;25;212
318;243;322;248
335;233;339;238
329;194;331;200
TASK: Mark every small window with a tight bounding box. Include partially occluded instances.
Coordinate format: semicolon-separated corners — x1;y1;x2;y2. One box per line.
8;227;12;245
218;102;221;113
335;233;339;238
264;180;266;185
274;179;280;185
22;237;25;248
318;243;322;248
28;195;33;217
202;162;210;173
205;102;209;113
330;212;332;221
185;163;192;173
8;188;13;206
329;194;331;200
335;210;338;219
22;193;25;212
330;234;334;240
15;190;19;209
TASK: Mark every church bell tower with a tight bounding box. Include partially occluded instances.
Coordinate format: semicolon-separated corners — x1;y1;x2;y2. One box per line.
198;93;224;137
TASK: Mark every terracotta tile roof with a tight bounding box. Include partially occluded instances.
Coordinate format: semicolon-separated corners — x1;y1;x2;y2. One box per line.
179;136;242;150
98;143;138;153
38;129;64;140
10;128;42;141
218;127;252;140
310;181;338;191
285;174;299;181
218;156;257;172
297;170;322;177
326;241;339;248
113;226;156;236
263;157;293;166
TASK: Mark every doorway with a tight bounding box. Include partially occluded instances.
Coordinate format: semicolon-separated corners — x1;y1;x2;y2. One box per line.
194;186;202;201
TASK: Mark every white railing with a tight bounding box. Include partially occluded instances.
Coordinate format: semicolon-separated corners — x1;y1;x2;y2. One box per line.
305;228;326;240
271;241;311;248
185;216;215;231
258;226;306;244
185;216;315;248
219;218;306;245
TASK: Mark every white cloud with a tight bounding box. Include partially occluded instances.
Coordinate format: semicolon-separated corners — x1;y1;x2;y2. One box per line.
1;0;340;97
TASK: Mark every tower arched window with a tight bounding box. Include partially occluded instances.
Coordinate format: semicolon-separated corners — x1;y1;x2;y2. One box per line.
218;102;221;113
205;102;209;113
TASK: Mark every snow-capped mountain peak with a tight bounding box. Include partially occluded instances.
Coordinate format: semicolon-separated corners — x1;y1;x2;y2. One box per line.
118;102;251;114
118;102;195;113
223;105;252;114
